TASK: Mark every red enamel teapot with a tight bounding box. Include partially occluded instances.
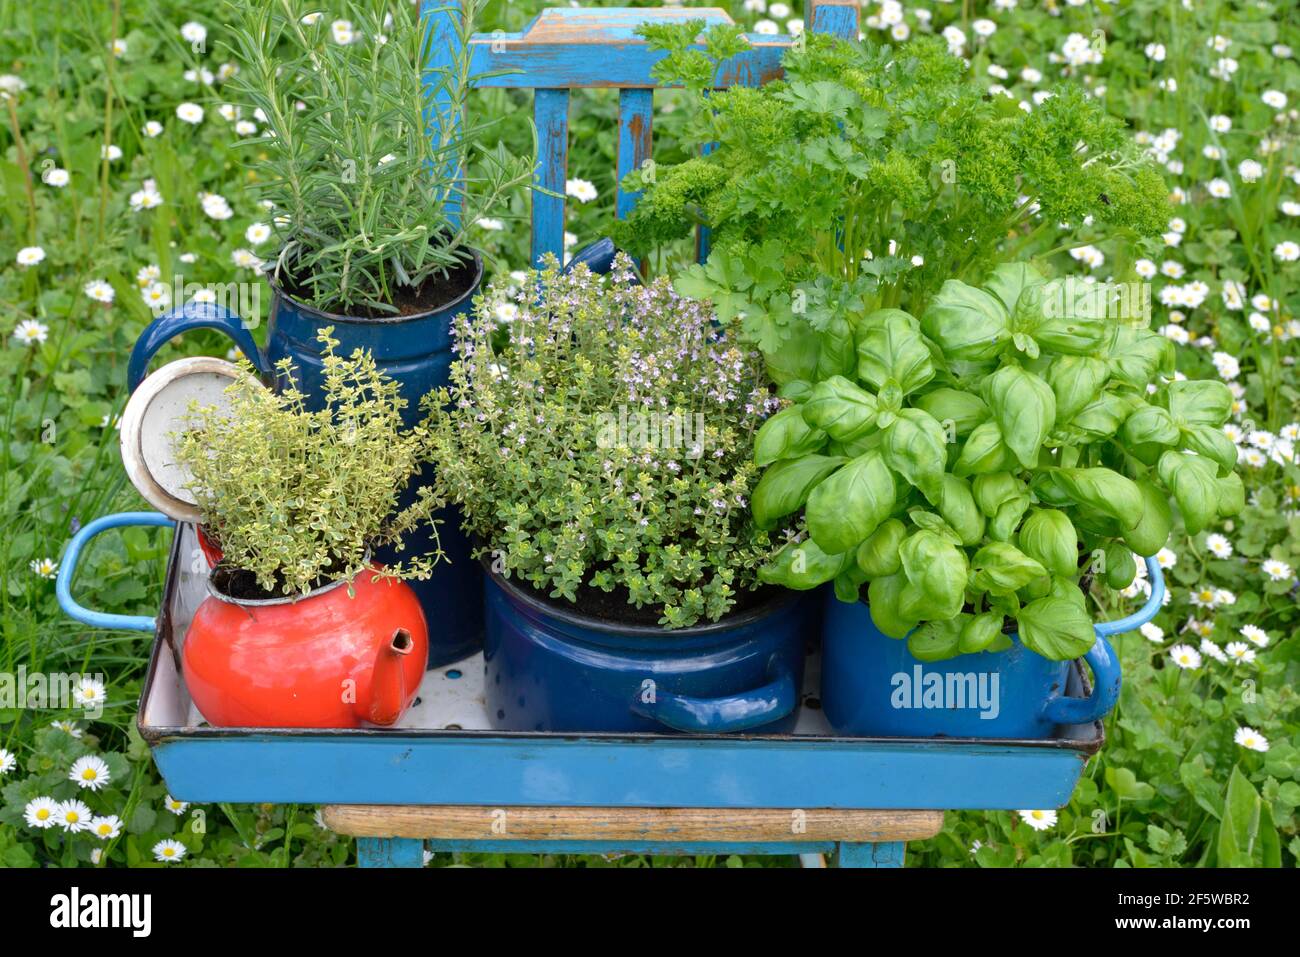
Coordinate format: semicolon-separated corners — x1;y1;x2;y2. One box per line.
182;565;428;728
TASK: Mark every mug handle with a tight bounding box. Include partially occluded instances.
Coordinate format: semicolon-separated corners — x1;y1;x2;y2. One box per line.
128;301;270;393
56;512;176;632
1042;555;1166;726
629;660;797;733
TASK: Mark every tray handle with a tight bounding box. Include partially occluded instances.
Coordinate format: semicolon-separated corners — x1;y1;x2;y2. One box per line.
57;512;176;632
1042;554;1165;726
629;660;797;733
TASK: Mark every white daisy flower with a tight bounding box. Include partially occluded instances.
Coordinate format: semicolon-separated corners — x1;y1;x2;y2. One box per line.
164;795;190;815
1262;558;1294;581
1204;534;1233;558
143;120;164;138
565;178;598;203
51;720;82;737
75;677;107;708
141;282;172;312
0;748;15;775
1234;726;1269;752
14;321;49;347
1238;160;1263;184
1225;641;1256;665
200;192;233;220
24;796;59;829
41;167;69;187
56;799;93;832
69;755;111;791
1156;548;1177;569
16;245;45;267
1018;809;1057;831
176;102;204;125
1274;241;1300;262
331;19;354;44
1237;624;1268;647
90;815;123;840
1169;643;1201;669
180;21;207;46
1200;638;1227;663
153;839;187;863
476;217;504;231
84;279;115;303
1139;622;1164;643
235;120;258;136
1262;90;1288;110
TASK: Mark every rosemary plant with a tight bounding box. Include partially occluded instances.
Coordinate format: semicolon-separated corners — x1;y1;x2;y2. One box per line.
222;0;532;313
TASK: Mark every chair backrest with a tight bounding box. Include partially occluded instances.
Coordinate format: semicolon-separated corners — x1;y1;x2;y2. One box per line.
424;1;861;267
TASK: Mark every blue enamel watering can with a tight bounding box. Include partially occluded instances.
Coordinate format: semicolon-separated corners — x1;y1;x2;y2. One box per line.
126;257;487;667
820;556;1165;738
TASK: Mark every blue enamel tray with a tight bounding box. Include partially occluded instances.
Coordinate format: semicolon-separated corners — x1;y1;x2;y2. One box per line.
80;520;1105;811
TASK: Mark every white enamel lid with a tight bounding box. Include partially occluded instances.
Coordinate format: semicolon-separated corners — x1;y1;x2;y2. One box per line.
119;357;250;522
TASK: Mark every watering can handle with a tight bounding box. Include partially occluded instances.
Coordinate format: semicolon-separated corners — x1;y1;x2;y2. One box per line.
128;302;270;393
629;660;797;733
1042;555;1165;726
57;512;176;632
563;238;632;280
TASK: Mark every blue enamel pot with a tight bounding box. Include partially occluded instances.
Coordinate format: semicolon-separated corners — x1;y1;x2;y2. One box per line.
482;563;813;734
820;556;1165;739
126;255;487;667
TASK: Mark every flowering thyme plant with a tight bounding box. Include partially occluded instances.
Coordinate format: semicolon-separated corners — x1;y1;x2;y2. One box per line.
424;254;778;627
172;329;445;597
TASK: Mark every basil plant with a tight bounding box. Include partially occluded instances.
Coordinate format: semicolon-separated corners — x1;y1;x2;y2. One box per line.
755;262;1244;662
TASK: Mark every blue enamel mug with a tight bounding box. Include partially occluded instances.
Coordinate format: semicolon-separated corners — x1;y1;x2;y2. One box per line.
820;557;1165;738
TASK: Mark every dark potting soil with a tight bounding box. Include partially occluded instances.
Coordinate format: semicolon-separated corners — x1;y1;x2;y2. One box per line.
278;253;479;320
210;564;341;602
509;573;784;631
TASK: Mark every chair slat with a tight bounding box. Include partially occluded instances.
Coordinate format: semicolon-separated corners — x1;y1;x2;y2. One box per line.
532;89;570;267
615;88;653;221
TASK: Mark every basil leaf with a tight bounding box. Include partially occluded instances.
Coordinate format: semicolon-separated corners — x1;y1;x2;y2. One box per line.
759;536;853;590
833;563;869;603
856;518;906;578
763;321;820;385
1032;316;1108;355
1121;479;1174;557
1164;379;1233;427
802;375;879;441
1105;326;1173;388
1121;403;1182;448
959;611;1005;654
778;379;814;403
1046;356;1109;422
984;262;1046;315
937;474;985;546
908;618;965;662
1218;472;1245;518
805;450;897;554
1157;451;1219;535
1017;596;1097;661
815;314;857;380
1067;392;1133;441
1180;423;1238;475
1104;543;1137;589
971;541;1047;595
754;406;827;466
1017;509;1079;578
920;279;1011;361
953;419;1018;476
984;365;1055;469
912;387;989;437
854;308;935;394
1051;467;1143;529
898;529;969;621
751;454;846;529
868;573;918;639
882;408;950;504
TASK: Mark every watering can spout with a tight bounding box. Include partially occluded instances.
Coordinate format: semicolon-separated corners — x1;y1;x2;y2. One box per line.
361;628;415;726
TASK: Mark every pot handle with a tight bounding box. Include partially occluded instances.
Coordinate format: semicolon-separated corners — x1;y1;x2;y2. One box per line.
57;512;176;632
1041;555;1165;726
629;661;797;733
128;301;269;393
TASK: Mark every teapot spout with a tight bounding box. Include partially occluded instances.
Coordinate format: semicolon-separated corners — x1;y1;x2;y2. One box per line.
361;628;415;726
